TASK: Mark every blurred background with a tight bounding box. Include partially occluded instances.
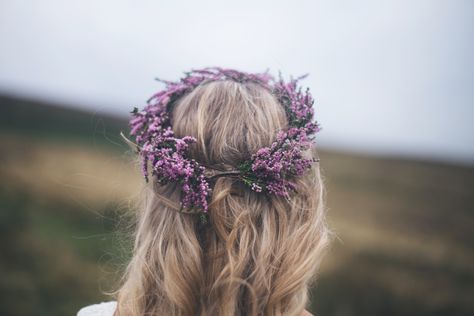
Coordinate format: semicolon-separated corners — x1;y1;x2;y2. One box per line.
1;1;473;315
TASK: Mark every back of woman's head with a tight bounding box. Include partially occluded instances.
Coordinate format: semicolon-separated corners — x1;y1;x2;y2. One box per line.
117;79;330;316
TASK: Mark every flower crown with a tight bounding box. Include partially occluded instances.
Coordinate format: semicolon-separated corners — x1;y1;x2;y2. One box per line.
128;67;320;223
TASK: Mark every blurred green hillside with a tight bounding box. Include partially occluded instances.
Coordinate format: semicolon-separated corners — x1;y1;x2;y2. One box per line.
1;95;473;316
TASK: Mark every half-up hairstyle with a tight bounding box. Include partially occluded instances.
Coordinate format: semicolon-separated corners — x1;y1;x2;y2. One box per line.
116;79;330;316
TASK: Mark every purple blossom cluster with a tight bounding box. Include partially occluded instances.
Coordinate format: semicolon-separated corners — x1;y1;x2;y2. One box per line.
129;67;320;215
129;108;211;212
273;74;316;127
243;124;320;197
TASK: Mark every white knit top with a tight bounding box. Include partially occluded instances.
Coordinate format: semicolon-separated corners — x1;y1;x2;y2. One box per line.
77;301;117;316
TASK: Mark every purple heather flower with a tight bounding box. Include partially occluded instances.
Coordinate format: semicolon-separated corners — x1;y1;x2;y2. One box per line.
129;67;320;214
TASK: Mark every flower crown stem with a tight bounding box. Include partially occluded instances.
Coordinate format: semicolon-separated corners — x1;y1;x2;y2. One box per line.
206;170;242;180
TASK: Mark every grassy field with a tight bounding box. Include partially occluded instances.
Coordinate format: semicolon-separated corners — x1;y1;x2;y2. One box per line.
1;95;473;316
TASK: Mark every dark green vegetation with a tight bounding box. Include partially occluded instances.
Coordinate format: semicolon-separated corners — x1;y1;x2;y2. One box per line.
1;95;473;316
0;95;127;148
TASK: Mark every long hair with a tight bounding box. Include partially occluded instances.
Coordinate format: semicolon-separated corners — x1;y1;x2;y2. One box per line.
116;80;330;316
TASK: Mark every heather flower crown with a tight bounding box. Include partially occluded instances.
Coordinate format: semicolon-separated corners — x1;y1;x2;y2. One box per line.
129;67;320;220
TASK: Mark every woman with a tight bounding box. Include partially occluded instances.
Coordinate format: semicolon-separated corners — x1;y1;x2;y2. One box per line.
78;67;330;316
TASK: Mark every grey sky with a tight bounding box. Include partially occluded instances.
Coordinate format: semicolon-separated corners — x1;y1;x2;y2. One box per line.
1;0;473;164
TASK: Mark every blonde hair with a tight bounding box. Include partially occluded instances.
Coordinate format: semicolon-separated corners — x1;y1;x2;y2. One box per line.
116;80;330;316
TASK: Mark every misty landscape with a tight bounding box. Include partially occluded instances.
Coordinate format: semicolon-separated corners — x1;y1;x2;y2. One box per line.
1;1;473;315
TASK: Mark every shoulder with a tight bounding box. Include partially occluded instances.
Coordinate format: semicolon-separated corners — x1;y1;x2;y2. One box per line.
77;301;117;316
301;309;314;316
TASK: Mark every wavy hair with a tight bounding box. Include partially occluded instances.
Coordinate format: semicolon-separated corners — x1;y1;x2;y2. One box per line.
116;80;330;316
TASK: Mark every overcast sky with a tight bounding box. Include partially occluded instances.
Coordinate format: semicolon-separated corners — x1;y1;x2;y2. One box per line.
1;0;473;164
